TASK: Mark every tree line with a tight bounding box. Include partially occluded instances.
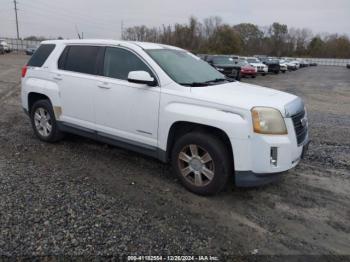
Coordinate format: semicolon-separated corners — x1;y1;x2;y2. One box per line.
122;16;350;58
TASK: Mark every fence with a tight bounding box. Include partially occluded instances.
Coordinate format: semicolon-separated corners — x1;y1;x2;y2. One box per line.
0;37;41;52
301;58;350;67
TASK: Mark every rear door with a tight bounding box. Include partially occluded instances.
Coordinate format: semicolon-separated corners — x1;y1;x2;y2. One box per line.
54;45;102;129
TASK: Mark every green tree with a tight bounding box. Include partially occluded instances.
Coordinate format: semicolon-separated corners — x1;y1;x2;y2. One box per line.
308;36;325;57
233;23;263;55
208;24;242;54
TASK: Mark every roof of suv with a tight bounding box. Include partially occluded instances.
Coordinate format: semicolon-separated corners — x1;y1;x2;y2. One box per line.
41;39;182;51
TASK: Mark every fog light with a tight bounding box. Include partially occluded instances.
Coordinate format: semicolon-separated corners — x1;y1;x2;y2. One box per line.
270;147;278;167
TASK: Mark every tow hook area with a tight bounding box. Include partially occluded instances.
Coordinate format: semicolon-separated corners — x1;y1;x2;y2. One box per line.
301;140;311;159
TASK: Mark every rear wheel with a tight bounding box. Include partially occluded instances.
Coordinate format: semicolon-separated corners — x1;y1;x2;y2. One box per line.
30;100;63;142
171;132;232;195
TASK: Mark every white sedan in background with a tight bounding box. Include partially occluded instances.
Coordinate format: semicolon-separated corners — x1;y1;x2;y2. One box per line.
245;57;268;76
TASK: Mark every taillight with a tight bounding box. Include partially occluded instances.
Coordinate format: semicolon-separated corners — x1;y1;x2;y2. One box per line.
21;65;27;78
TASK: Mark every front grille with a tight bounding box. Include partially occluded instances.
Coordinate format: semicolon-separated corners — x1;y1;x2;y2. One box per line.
291;110;308;146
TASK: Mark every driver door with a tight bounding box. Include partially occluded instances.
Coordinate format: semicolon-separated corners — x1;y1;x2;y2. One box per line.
94;46;160;147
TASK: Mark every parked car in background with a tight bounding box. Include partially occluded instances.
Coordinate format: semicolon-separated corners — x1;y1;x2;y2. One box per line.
308;61;318;66
347;64;350;69
26;45;38;55
0;40;11;53
205;55;241;80
278;60;288;73
245;57;268;76
21;40;309;195
298;59;309;68
234;60;257;78
259;57;280;74
284;58;300;70
283;60;297;71
279;58;297;71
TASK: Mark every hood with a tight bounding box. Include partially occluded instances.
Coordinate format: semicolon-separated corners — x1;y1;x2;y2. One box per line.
250;63;266;67
190;81;299;116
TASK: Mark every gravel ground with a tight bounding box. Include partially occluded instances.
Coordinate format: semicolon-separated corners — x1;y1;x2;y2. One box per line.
0;54;349;257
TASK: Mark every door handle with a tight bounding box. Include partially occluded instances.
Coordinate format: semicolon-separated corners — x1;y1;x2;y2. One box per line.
98;82;110;89
53;74;62;81
98;85;111;89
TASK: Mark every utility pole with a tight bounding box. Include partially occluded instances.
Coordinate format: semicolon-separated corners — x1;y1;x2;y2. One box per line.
13;0;20;39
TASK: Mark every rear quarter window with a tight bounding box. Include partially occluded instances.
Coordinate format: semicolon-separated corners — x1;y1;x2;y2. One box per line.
27;44;56;67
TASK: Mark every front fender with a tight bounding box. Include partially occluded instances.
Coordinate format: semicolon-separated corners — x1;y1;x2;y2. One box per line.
158;102;250;151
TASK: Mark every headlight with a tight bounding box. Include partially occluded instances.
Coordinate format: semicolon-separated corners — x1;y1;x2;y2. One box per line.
251;107;287;135
215;67;224;72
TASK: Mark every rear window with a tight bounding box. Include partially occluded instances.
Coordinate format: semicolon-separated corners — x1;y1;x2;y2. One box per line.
27;44;55;67
58;45;100;75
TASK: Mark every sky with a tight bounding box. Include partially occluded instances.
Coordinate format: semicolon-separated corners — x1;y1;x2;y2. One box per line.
0;0;349;39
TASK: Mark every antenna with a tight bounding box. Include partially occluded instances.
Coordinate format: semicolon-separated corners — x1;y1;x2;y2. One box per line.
75;24;81;39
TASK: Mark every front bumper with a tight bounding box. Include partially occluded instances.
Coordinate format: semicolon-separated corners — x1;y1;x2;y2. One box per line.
241;71;257;76
235;140;309;187
230;110;309;187
235;171;284;187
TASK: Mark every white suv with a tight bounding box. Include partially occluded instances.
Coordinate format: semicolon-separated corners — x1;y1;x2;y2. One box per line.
21;40;309;195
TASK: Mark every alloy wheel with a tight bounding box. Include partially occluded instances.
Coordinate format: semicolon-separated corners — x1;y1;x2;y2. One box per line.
34;107;52;137
178;144;215;187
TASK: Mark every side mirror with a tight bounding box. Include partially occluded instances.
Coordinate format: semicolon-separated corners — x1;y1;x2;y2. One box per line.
128;71;156;86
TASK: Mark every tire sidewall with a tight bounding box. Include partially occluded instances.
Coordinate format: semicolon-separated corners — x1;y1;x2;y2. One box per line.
30;100;59;142
171;132;231;195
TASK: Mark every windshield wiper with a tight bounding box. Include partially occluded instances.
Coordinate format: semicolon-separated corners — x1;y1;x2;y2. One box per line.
180;78;228;87
205;78;227;84
179;82;208;87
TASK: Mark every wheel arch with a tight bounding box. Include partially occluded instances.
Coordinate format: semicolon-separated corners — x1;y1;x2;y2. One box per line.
28;92;51;113
165;121;234;166
27;91;62;120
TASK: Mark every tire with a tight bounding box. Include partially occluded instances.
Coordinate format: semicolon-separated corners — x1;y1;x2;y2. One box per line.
262;73;266;76
252;75;256;78
236;71;241;81
282;71;286;73
171;132;232;195
30;99;64;142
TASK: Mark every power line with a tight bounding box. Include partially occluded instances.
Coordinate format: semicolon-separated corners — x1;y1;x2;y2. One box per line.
13;0;20;39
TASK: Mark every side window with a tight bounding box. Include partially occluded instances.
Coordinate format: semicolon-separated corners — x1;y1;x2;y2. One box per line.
103;47;153;80
59;45;100;75
27;44;55;67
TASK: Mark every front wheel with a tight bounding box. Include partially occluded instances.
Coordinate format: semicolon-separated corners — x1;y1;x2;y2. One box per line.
171;132;232;195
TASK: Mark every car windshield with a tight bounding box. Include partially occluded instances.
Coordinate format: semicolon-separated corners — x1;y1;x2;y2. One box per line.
234;60;248;66
146;49;227;86
247;58;260;63
211;56;235;65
